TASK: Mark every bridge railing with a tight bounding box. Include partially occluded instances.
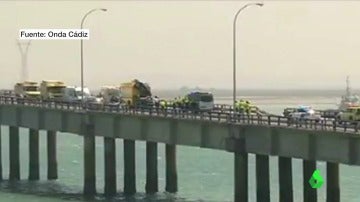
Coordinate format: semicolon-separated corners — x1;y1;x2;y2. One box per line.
0;95;359;133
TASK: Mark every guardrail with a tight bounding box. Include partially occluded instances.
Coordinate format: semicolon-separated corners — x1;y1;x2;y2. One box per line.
0;95;359;134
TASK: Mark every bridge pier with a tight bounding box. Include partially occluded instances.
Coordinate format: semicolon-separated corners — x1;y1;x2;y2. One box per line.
104;137;116;196
0;126;2;181
47;131;58;180
146;142;158;194
29;129;39;180
234;153;248;202
303;160;317;202
83;135;96;196
165;144;178;193
326;162;340;202
9;126;20;180
278;156;293;202
124;139;136;195
256;154;270;202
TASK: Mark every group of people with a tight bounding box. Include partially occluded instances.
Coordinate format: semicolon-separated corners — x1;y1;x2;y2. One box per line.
153;96;193;110
235;99;256;114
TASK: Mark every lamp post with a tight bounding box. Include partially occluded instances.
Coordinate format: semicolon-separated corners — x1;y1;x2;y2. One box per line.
81;8;107;105
232;3;263;114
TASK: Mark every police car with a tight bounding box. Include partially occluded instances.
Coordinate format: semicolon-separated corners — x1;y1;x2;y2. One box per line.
288;106;323;122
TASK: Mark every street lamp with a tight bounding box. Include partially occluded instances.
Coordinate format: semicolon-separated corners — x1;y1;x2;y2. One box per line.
80;8;107;105
232;3;263;114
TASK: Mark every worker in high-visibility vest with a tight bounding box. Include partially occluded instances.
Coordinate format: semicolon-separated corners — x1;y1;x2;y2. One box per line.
244;100;251;114
160;100;167;110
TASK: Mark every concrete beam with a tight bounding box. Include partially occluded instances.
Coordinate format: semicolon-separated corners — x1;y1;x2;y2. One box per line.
326;162;340;202
165;144;178;193
47;131;57;180
234;153;248;202
104;137;116;196
124;139;136;195
278;156;293;202
9;126;20;180
146;142;158;194
28;129;39;180
256;154;270;202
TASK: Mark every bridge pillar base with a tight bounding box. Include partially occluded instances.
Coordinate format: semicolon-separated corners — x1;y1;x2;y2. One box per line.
47;131;58;180
104;137;116;196
0;126;2;181
256;154;270;202
124;139;136;195
165;144;178;193
29;129;39;180
278;156;293;202
9;126;20;180
326;162;340;202
146;142;158;194
303;160;317;202
234;152;248;202
84;135;96;196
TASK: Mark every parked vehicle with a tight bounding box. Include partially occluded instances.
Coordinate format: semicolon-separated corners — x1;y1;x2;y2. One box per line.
14;81;40;98
287;106;323;122
75;87;98;104
337;106;360;122
120;79;153;107
98;86;122;105
39;80;66;100
184;91;214;111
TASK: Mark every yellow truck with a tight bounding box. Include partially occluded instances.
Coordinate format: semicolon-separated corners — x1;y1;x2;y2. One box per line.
119;79;152;107
39;80;66;100
14;81;40;98
337;106;360;122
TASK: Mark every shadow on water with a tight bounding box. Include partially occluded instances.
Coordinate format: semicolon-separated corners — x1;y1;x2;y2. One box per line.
0;180;207;202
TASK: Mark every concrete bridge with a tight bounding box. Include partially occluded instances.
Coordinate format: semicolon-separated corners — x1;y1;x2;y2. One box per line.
0;96;359;202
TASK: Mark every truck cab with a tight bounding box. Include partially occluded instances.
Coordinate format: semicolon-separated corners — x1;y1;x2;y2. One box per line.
185;91;214;111
62;86;78;102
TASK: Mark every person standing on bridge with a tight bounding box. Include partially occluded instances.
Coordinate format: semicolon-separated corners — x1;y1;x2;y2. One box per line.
153;96;160;113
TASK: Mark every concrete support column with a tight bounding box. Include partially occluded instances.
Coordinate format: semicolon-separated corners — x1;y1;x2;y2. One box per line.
47;131;58;180
104;137;116;196
256;154;270;202
124;139;136;195
165;144;178;193
278;157;293;202
146;142;158;194
9;126;20;180
29;129;39;180
303;160;317;202
83;135;96;196
0;125;2;181
326;162;340;202
234;153;248;202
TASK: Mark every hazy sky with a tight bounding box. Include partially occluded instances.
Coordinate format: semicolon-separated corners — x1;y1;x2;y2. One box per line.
1;1;360;90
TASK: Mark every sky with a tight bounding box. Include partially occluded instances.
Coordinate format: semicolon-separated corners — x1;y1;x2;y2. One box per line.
1;1;360;90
